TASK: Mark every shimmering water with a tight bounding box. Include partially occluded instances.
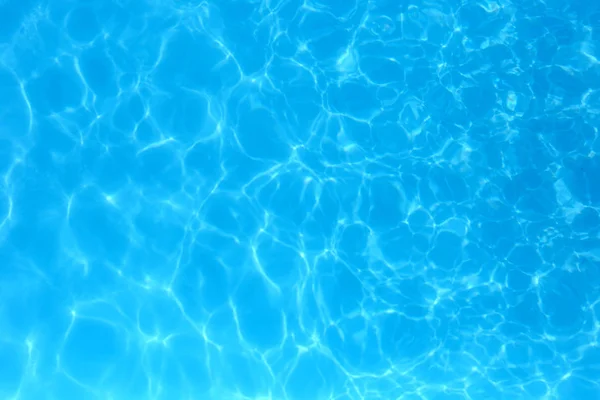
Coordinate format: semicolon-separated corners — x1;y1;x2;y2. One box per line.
1;0;599;399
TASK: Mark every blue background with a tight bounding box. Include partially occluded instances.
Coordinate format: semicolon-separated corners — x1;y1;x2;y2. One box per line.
0;0;599;399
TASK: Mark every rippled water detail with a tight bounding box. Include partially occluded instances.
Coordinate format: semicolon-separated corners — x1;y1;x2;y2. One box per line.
0;0;599;399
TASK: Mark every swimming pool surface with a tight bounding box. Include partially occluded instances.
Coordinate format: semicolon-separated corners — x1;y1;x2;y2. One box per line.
0;0;599;399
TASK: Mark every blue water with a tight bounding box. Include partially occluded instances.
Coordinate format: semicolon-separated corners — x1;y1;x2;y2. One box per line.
0;0;599;399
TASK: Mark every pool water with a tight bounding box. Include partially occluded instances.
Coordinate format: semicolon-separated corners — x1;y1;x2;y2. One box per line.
0;0;599;399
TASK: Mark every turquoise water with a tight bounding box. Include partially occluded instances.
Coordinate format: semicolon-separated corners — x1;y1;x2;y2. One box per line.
1;0;600;399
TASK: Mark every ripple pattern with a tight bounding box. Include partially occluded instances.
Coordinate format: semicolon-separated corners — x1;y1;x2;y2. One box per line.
0;0;600;399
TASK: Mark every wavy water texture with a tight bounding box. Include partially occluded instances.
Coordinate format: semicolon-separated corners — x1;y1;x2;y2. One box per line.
0;0;599;399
